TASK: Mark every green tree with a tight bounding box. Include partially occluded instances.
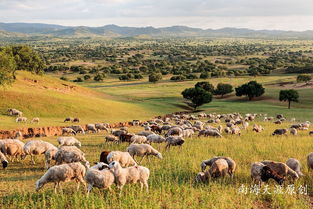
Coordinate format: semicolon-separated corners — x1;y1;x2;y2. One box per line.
235;81;265;101
199;72;210;79
94;73;105;81
148;73;162;83
0;49;16;87
279;89;299;109
297;74;312;83
181;87;213;110
214;83;233;98
195;81;214;93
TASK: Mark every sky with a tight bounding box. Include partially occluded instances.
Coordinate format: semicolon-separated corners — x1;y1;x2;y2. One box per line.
0;0;313;31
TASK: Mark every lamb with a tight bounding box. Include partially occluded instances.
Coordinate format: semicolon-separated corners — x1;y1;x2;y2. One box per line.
44;147;58;168
54;146;89;167
130;135;147;144
70;125;85;134
208;159;228;179
290;128;298;136
16;117;27;123
286;158;303;177
86;124;97;133
165;127;183;137
62;128;76;136
95;123;109;132
250;162;285;185
146;134;166;144
64;117;73;122
31;117;40;123
85;163;114;195
108;161;150;193
126;144;162;163
99;150;111;164
35;162;86;193
23;140;57;164
165;136;185;149
200;156;236;177
272;128;288;136
57;137;81;147
105;135;119;143
107;151;137;167
0;151;8;169
307;152;313;171
261;160;299;182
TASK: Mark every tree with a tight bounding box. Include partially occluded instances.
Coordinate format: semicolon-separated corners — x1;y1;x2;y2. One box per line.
214;83;233;98
279;89;299;109
297;74;312;83
94;73;105;81
195;81;214;93
199;72;210;79
181;87;212;110
148;73;162;83
0;49;16;87
235;81;265;101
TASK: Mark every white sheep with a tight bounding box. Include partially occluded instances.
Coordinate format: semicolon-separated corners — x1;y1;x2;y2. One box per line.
208;159;228;179
62;128;76;136
286;158;303;177
86;124;97;133
54;146;89;167
31;117;40;123
130;135;147;144
0;139;25;162
23;140;57;164
105;135;119;143
108;161;150;193
35;162;86;193
146;134;166;144
126;144;162;163
44;147;58;169
307;152;313;171
57;136;81;147
290;128;298;136
165;136;185;149
16;117;27;123
107;151;137;167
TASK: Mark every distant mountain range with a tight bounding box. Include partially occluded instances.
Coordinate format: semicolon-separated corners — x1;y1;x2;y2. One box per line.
1;22;313;39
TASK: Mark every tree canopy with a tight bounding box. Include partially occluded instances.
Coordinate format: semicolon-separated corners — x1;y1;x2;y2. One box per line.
195;81;215;93
214;83;233;98
279;89;299;109
148;73;162;83
235;81;265;100
181;87;212;110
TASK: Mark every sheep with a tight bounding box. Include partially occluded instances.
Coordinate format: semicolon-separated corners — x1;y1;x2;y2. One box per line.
130;135;147;144
107;151;137;167
261;160;299;182
44;147;58;169
57;136;81;147
272;129;288;136
161;125;172;133
99;151;111;164
204;129;222;137
23;140;57;164
183;129;194;138
31;117;40;123
1;141;25;162
112;129;127;137
119;133;135;143
8;108;23;117
105;135;119;143
242;121;249;130
290;128;298;136
108;161;150;193
250;162;285;185
62;128;76;136
310;131;313;135
86;124;97;133
73;118;80;123
252;124;264;133
286;158;303;177
35;162;86;193
195;172;208;183
208;159;228;179
307;152;313;171
95;123;109;132
127;144;162;163
137;131;154;137
70;125;85;134
85;163;114;195
16;117;27;123
54;146;89;167
231;127;241;135
64;117;73;122
165;136;185;149
165;127;183;137
200;156;236;178
150;125;162;134
146;134;166;144
0;151;8;169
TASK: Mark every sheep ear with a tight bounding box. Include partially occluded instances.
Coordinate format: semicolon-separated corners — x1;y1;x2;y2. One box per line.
94;162;98;165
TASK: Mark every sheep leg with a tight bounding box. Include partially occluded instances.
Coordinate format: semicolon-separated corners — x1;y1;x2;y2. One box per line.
31;155;35;165
140;182;143;191
54;183;58;193
76;181;80;191
139;155;146;164
87;184;92;196
144;181;149;193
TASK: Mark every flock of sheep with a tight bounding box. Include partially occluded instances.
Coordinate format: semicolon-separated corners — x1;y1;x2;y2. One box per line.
1;111;313;196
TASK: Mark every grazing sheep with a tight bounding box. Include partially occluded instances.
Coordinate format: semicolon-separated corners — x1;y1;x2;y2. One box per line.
99;151;111;164
309;131;313;135
54;146;89;167
261;160;299;182
307;152;313;171
85;163;114;195
242;121;249;130
8;108;23;117
272;129;288;136
23;140;57;164
0;151;8;169
105;135;119;143
165;136;185;149
35;162;86;193
1;141;25;162
183;129;194;138
127;144;162;163
252;124;264;133
146;134;166;144
200;156;236;177
231;127;241;135
86;124;97;133
130;135;147;144
16;117;27;123
274;120;282;125
95;123;109;132
70;125;85;134
108;161;150;193
107;151;137;167
165;127;183;137
251;162;284;185
137;131;154;137
195;172;208;183
204;129;222;137
31;117;40;123
112;129;127;137
150;125;162;134
73;118;80;123
44;147;58;169
62;128;76;136
57;137;81;147
290;128;298;136
286;158;303;177
64;117;73;122
208;159;228;179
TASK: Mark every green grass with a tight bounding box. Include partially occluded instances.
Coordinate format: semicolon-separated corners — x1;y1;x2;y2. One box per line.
1;122;312;208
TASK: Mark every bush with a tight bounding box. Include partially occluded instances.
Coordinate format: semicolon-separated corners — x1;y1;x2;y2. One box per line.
186;74;198;80
119;75;130;81
83;75;91;80
214;83;233;98
297;74;312;83
60;76;68;81
170;75;186;81
133;74;143;80
73;77;83;82
94;74;105;82
148;73;162;83
199;72;211;79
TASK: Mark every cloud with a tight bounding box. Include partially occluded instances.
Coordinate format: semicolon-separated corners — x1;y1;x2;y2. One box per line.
0;0;313;30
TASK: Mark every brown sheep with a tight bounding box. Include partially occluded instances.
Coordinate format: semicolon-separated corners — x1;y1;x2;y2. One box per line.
99;151;111;164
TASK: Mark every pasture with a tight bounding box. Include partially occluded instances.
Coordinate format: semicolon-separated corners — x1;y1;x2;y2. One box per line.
1;121;313;209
